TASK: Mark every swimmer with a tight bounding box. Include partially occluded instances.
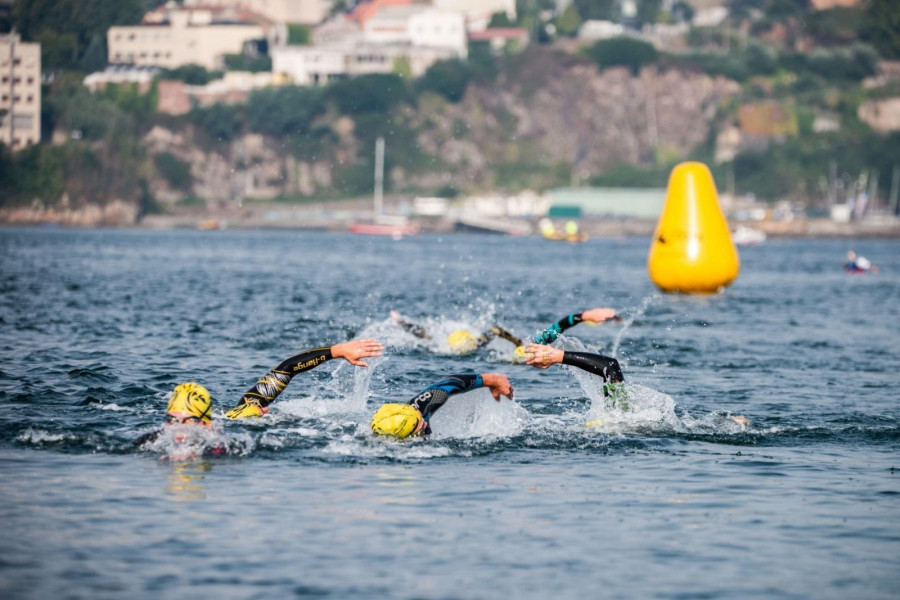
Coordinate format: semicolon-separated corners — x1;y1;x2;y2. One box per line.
136;339;384;446
390;310;524;356
390;307;620;358
524;343;750;427
371;373;514;438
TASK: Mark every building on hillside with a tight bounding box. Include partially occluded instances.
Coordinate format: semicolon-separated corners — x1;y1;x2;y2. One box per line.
272;41;461;84
108;9;266;70
83;65;161;93
545;188;666;219
348;0;412;26
273;5;467;84
468;27;529;54
432;0;516;31
182;0;332;25
0;33;41;150
365;7;466;55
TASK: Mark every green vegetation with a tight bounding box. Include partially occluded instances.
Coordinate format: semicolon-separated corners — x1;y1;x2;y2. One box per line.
2;0;900;213
583;37;659;75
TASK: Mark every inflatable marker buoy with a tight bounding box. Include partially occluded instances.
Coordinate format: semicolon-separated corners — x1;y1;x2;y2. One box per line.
648;162;739;294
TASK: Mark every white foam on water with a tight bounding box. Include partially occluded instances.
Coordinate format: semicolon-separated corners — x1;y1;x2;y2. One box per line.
143;423;255;460
428;388;529;440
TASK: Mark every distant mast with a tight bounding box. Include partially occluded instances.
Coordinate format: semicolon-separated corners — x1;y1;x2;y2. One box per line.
374;136;384;219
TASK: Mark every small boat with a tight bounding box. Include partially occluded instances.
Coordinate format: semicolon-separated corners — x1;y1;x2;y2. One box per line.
348;220;420;239
732;225;766;246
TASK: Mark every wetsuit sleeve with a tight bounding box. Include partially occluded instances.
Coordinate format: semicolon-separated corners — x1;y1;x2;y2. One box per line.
562;351;624;384
234;347;334;409
407;374;483;422
489;325;524;347
533;312;586;344
395;316;431;340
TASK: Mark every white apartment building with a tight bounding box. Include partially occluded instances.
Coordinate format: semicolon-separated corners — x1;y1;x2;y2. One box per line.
364;7;466;56
432;0;516;31
272;42;459;84
183;0;332;25
108;10;265;70
0;33;41;150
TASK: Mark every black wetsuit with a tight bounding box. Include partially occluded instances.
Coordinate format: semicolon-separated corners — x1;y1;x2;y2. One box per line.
394;316;524;348
533;312;588;344
406;374;484;435
232;347;334;411
137;347;340;447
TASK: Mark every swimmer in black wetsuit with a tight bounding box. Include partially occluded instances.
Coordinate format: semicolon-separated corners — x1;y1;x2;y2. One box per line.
524;342;750;426
371;372;514;438
136;339;384;446
390;307;619;358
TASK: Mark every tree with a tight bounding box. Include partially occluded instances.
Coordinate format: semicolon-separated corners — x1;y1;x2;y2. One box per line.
864;0;900;59
247;86;325;137
556;4;582;38
417;59;470;102
583;37;659;75
637;0;663;27
326;74;409;115
573;0;618;22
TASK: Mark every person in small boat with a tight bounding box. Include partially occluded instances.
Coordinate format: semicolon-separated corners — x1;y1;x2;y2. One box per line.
136;339;384;447
390;307;620;358
371;373;514;439
843;250;878;274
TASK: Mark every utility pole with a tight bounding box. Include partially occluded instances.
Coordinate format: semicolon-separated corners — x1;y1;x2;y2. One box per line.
373;136;384;219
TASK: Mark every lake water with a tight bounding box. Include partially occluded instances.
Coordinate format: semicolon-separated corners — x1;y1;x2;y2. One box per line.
0;228;897;600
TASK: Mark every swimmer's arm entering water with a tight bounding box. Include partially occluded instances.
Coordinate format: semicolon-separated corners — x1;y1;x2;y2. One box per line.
408;373;513;432
532;307;619;344
226;339;383;418
390;310;431;339
524;343;624;383
485;325;524;348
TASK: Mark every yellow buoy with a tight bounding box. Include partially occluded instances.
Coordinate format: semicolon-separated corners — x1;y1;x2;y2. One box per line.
648;162;739;293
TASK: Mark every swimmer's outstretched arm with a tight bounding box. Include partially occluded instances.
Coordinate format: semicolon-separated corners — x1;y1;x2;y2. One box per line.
408;373;513;422
532;307;619;344
226;339;383;418
390;310;431;339
484;325;524;348
524;343;624;383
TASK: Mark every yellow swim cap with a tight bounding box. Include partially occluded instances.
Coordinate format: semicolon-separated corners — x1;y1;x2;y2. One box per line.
167;383;212;423
224;400;266;420
371;403;423;438
511;345;528;363
447;330;477;354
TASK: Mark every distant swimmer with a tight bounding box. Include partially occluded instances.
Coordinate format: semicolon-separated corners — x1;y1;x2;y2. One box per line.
390;310;525;357
136;339;384;447
843;250;878;274
524;343;750;427
390;307;620;359
371;373;514;439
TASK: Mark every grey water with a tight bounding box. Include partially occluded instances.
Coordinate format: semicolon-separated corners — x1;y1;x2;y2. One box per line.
0;228;898;600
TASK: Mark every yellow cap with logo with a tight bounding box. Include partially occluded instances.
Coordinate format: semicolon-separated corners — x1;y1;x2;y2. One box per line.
447;330;477;354
371;403;423;438
167;383;212;423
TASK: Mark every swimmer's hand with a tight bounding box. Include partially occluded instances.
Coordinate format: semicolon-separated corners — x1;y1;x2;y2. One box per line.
481;373;514;401
581;307;620;323
524;343;563;369
332;339;384;367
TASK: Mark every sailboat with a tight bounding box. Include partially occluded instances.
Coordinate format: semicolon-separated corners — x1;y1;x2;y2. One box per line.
348;137;420;239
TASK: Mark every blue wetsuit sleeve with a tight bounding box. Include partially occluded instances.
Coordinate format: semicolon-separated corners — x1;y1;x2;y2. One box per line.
237;347;334;408
533;312;585;344
407;374;483;421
